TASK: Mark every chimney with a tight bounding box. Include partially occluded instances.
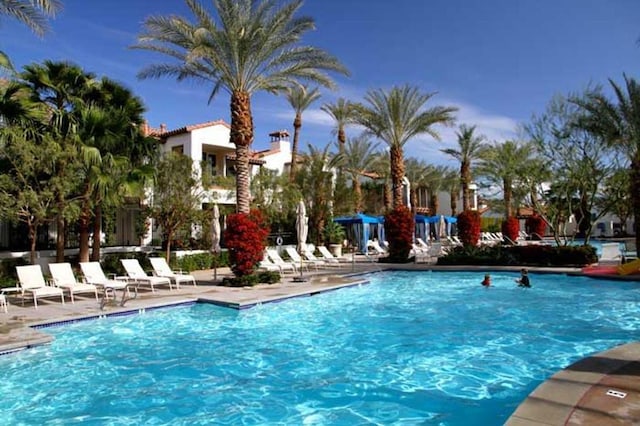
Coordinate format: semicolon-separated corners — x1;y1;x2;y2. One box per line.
160;123;167;133
268;130;290;150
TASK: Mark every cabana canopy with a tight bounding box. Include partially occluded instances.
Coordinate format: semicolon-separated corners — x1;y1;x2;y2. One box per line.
334;214;385;254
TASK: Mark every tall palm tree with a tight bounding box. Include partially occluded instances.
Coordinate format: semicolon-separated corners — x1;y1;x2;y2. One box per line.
354;84;457;208
321;97;356;152
21;60;96;262
476;140;534;218
341;135;379;213
285;84;320;181
572;75;640;250
441;124;485;211
0;0;61;70
134;0;348;214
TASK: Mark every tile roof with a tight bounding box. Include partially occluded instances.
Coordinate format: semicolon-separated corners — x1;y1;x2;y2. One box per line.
158;120;230;138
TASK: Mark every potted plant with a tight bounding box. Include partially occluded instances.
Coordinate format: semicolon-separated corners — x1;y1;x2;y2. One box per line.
324;220;346;257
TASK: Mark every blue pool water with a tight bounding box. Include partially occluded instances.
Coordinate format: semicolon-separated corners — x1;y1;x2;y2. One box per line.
1;271;640;425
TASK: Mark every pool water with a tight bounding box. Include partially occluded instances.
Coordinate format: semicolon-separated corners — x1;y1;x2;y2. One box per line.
1;271;639;425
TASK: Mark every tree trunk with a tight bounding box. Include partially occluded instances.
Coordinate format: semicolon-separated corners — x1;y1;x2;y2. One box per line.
450;191;458;217
78;192;91;262
430;194;439;216
289;114;302;182
354;176;362;213
28;221;37;265
504;178;513;218
165;230;173;262
383;182;392;211
410;187;417;216
461;161;470;211
389;145;405;208
631;157;640;252
91;204;102;261
230;90;254;214
56;213;65;263
338;127;346;152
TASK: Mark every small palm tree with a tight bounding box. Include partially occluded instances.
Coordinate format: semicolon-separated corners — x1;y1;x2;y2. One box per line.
134;0;348;214
0;0;61;70
285;84;321;181
321;97;356;152
354;84;457;208
476;140;534;218
441;124;485;211
341;134;379;213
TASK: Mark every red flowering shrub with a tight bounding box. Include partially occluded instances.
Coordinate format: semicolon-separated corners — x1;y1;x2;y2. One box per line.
457;210;481;247
384;206;414;262
525;214;546;239
501;216;520;243
224;209;270;277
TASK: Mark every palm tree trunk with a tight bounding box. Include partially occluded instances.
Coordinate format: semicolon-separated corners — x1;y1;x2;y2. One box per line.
631;158;640;251
504;178;513;218
461;162;470;211
230;90;254;214
354;176;362;213
78;208;90;262
289;114;302;182
450;191;458;216
389;145;405;208
410;187;417;216
383;182;392;211
91;204;102;261
430;194;439;216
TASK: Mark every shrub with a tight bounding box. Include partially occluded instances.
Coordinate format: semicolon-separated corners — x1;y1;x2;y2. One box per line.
526;214;547;239
457;210;481;247
438;243;597;266
384;206;414;263
501;216;520;243
221;271;280;287
224;209;270;277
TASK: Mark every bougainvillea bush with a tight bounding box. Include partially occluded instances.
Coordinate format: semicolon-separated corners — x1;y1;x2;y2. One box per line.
224;209;270;277
525;214;547;239
501;216;520;243
384;206;414;263
457;210;481;247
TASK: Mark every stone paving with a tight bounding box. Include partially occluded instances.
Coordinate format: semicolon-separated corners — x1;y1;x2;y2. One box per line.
2;261;640;425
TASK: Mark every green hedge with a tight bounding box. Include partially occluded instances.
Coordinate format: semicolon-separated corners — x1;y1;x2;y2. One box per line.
438;244;597;267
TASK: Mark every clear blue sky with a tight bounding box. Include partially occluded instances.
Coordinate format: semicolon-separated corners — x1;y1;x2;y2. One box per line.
3;0;640;164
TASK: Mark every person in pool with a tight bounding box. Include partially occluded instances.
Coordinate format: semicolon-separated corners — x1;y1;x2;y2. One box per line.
481;274;491;287
516;268;531;288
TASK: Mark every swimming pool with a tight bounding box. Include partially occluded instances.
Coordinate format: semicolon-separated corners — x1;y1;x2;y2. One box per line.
1;271;639;425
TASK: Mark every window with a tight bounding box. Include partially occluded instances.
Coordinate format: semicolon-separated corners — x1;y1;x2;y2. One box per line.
202;153;217;176
172;145;183;154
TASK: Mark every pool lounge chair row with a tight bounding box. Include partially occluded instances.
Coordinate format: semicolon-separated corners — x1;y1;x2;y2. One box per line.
260;246;349;274
8;258;196;310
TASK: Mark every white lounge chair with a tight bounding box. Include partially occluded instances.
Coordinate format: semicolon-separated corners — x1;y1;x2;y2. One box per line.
266;249;298;273
149;257;197;287
599;243;623;265
367;240;387;256
80;261;138;307
303;248;338;268
121;259;173;292
16;264;65;309
416;238;431;250
48;262;98;303
317;246;348;263
285;247;319;270
0;293;6;313
258;258;282;272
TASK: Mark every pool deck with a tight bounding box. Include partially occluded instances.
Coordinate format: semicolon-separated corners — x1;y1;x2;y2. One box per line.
1;261;639;425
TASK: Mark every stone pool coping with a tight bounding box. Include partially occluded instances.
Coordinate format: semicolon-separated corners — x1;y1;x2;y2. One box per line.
1;263;639;424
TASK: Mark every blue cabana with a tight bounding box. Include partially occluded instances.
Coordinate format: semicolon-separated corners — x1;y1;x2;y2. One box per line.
415;215;438;241
334;213;385;254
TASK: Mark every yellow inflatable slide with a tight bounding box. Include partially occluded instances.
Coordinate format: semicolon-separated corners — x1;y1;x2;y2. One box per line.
617;258;640;276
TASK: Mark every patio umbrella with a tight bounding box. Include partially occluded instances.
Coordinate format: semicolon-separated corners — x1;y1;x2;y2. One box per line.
211;204;221;281
295;201;308;281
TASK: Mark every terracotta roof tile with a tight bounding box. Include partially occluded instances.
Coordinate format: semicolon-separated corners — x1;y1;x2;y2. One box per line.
159;120;230;138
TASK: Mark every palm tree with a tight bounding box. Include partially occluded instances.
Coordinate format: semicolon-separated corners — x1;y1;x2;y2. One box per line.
285;84;320;181
321;98;356;152
341;135;379;213
134;0;348;214
443;167;461;216
441;124;485;211
20;60;96;262
476;140;534;218
572;75;640;250
424;164;450;216
370;152;392;212
0;0;61;70
354;84;457;208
